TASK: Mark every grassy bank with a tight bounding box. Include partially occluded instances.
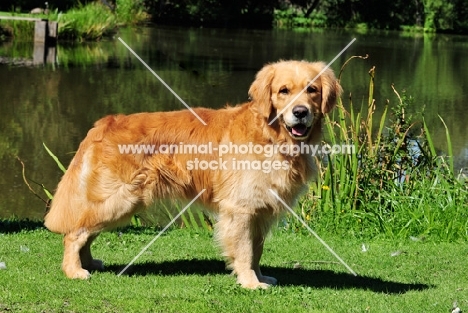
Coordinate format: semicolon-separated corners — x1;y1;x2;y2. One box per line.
57;0;147;41
0;0;147;41
283;60;468;242
0;226;467;312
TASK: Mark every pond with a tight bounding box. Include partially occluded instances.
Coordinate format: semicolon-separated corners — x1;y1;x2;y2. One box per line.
1;26;467;219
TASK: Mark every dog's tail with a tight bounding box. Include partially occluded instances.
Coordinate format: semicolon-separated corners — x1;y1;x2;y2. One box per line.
44;115;148;234
44;119;109;234
44;139;94;234
44;170;82;234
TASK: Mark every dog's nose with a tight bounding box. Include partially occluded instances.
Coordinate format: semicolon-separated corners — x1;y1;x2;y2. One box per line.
292;105;309;119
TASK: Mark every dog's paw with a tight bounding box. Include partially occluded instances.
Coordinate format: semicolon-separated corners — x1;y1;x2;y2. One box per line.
237;270;275;289
240;281;272;289
70;268;91;280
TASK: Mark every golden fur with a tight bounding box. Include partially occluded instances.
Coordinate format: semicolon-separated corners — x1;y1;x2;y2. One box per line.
44;60;342;289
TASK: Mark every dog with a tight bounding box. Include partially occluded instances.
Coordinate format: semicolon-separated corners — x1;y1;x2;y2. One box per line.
44;60;342;289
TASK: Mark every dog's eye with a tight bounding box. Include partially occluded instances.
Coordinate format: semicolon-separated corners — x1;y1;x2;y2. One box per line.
307;86;317;93
279;87;289;95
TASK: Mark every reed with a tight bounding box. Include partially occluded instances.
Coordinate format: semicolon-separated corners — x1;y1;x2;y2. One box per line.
57;0;147;41
0;16;35;40
57;3;118;41
288;57;468;240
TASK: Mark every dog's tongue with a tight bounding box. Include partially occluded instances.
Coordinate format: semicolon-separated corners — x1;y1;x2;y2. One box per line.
292;124;307;136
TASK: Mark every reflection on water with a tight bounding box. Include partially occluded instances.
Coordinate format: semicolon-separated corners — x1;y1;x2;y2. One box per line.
0;26;467;219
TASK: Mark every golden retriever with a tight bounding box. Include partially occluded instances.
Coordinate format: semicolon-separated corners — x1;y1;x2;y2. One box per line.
44;60;342;289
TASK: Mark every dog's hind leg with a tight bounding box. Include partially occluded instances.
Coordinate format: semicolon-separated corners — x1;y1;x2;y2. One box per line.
61;172;147;279
62;228;95;279
79;233;104;272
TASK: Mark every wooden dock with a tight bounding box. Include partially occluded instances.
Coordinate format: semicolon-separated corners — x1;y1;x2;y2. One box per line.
0;15;58;65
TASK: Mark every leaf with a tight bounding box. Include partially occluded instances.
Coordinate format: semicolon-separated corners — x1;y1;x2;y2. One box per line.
43;187;54;200
438;115;454;175
422;118;436;157
43;143;67;173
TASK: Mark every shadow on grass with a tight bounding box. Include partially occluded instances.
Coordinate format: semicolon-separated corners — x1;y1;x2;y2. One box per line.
0;219;44;233
104;259;432;294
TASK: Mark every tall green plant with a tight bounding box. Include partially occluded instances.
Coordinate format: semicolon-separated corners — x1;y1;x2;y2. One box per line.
290;56;468;240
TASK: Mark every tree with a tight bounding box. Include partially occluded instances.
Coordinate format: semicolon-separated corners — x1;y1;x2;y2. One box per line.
288;0;321;18
422;0;455;31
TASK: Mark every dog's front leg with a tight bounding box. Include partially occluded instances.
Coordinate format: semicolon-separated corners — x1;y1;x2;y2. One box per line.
216;211;275;289
252;230;277;286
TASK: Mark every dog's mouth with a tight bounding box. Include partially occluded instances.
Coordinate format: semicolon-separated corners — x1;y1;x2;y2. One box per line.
285;123;311;139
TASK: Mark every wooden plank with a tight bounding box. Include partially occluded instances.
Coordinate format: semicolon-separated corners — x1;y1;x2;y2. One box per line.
33;41;45;64
46;46;56;64
48;21;58;40
0;16;42;22
1;14;58;64
0;16;58;41
34;20;47;43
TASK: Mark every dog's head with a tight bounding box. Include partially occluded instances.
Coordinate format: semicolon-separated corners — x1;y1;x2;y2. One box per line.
248;60;342;140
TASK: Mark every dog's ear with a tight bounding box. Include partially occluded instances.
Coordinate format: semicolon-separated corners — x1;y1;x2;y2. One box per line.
319;65;343;114
248;63;275;119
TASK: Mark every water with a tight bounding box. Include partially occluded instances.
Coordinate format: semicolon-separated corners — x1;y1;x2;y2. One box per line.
1;26;467;219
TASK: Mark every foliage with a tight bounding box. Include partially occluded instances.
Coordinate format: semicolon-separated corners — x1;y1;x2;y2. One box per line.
56;2;118;41
274;0;468;33
0;13;35;41
274;7;327;29
144;0;468;33
134;55;466;241
0;0;76;12
115;0;148;26
57;0;147;40
285;57;468;241
145;0;277;28
56;0;147;41
1;0;467;33
0;0;147;41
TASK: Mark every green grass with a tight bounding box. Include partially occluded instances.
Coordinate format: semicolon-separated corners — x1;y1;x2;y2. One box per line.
0;0;148;41
0;12;35;40
58;0;147;41
0;225;467;312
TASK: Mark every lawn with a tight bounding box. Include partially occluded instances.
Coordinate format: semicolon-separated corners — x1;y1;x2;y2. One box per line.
0;225;467;313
